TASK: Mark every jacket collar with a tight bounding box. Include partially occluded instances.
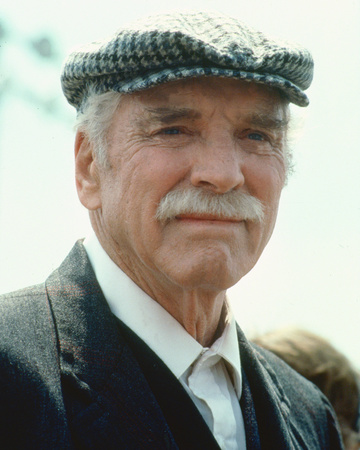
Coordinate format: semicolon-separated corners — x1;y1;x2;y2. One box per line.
237;326;296;449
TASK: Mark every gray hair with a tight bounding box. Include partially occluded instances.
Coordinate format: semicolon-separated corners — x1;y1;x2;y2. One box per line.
75;88;123;167
75;88;295;178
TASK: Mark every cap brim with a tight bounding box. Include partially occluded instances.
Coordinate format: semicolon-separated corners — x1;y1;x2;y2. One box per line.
97;66;309;107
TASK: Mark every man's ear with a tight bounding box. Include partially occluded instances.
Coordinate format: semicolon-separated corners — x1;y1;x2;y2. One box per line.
74;131;102;210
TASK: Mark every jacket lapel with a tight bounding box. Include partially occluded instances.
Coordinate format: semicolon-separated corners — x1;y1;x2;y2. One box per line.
45;241;178;449
240;369;261;450
237;326;297;450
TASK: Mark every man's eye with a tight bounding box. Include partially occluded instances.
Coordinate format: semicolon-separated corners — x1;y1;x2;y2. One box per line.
161;128;182;135
248;132;265;141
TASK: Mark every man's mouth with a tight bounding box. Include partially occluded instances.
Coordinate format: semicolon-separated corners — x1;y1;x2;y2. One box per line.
175;213;242;223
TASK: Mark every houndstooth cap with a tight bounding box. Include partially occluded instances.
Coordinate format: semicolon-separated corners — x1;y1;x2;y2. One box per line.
61;10;314;110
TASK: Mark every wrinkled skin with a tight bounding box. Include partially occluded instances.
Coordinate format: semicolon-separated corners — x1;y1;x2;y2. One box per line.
75;77;288;346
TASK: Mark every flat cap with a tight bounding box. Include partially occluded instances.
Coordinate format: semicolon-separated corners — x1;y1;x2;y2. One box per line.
61;10;314;110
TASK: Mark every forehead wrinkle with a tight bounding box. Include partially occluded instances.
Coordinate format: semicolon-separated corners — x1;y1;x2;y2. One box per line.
238;90;290;129
247;112;289;130
241;97;289;130
130;91;289;131
137;107;202;127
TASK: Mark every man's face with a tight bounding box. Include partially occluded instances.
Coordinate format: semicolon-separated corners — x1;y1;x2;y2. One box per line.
87;78;288;294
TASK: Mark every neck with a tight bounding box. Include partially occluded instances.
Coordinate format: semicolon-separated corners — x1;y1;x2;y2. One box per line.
123;264;229;347
158;290;229;347
92;219;229;347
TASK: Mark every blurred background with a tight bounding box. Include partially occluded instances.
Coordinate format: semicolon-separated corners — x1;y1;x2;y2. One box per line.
0;0;359;368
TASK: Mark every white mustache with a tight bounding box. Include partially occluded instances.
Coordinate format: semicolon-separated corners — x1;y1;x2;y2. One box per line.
156;187;264;223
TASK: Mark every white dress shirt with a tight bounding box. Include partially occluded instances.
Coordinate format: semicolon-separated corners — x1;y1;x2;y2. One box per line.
83;233;246;449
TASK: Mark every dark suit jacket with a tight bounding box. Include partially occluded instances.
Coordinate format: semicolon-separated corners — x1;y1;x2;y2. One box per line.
0;241;344;449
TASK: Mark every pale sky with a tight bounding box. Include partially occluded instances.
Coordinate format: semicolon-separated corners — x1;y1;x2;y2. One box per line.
0;0;359;367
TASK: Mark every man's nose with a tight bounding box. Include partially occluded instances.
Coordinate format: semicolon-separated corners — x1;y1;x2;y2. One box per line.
190;141;245;194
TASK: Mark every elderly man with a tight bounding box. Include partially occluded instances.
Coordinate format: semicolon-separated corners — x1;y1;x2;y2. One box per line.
0;10;343;449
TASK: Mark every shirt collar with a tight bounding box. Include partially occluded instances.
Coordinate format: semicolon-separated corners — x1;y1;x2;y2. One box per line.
83;233;241;394
210;311;242;397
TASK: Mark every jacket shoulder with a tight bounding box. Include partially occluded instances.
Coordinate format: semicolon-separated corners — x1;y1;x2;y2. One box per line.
0;282;47;306
0;283;54;349
0;284;70;447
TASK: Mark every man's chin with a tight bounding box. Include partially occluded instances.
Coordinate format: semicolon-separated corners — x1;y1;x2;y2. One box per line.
168;262;243;293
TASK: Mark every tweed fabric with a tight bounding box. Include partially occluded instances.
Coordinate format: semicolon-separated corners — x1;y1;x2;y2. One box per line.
61;10;314;110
